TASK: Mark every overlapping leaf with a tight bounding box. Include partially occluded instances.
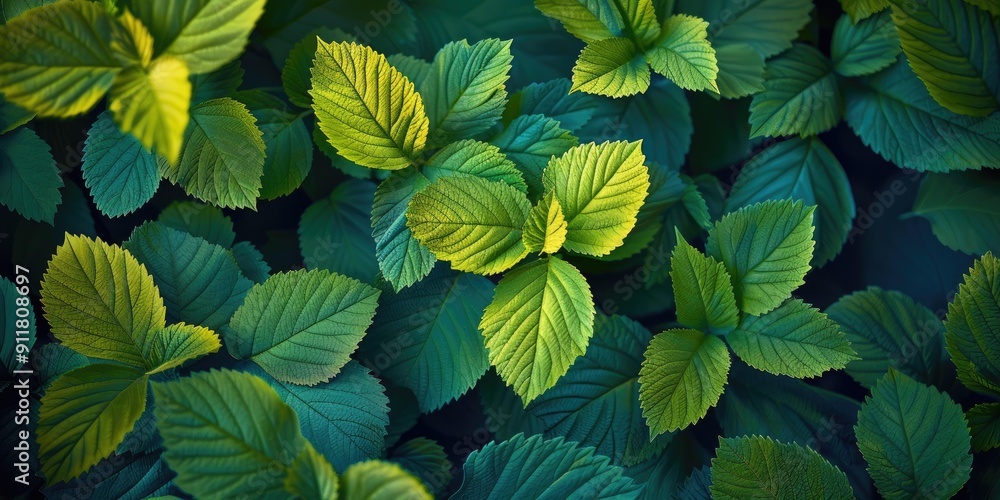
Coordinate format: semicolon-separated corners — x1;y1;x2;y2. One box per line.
227;269;380;385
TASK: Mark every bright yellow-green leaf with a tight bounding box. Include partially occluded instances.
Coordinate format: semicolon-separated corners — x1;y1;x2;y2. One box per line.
646;15;719;93
285;445;339;500
109;56;192;164
159;97;265;209
407;176;532;275
311;40;429;170
534;0;625;43
639;328;731;435
620;0;661;46
144;323;221;375
38;364;148;484
543;140;650;256
480;256;595;404
571;37;650;97
340;460;432;500
0;0;131;117
670;232;739;334
523;192;568;254
40;235;167;368
125;0;267;74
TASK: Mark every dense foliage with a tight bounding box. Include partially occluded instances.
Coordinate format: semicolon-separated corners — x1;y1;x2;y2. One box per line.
1;0;999;498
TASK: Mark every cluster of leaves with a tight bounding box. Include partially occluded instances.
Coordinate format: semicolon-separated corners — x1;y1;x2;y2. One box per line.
1;0;999;498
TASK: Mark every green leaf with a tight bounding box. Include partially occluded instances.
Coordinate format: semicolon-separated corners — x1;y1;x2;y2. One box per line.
41;450;174;500
480;256;595;404
845;60;1000;172
725;137;855;267
646;14;719;93
826;287;947;388
523;192;569;255
639;328;730;435
38;364;147;484
534;0;626;43
543;140;650;256
299;179;380;282
729;299;856;378
389;438;454;495
965;0;1000;15
619;0;661;46
143;323;221;374
571;37;650;97
491;114;578;199
34;344;89;391
388;53;431;88
855;369;972;499
719;364;866;488
423;139;527;192
749;44;842;138
40;235;166;367
706;199;816;316
888;0;1000;116
0;127;61;223
577;79;692;170
372;170;437;291
311;40;429;170
153;369;307;498
712;43;766;99
82;112;159;218
710;435;854;499
452;433;640;498
252;361;390;473
158;201;236;248
407;176;531;275
674;0;814;58
968;403;1000;452
840;0;890;22
109;55;191;164
340;460;432;500
125;0;266;74
190;59;244;104
285;445;338;500
945;253;1000;397
232;241;270;284
228;269;380;385
253;107;313;200
508;78;598;132
670;232;739;334
525;314;667;466
0;0;128;117
159;97;265;209
0;94;34;134
909;171;1000;256
420;38;513;144
125;221;252;330
831;11;900;77
362;269;494;412
281;28;353;109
